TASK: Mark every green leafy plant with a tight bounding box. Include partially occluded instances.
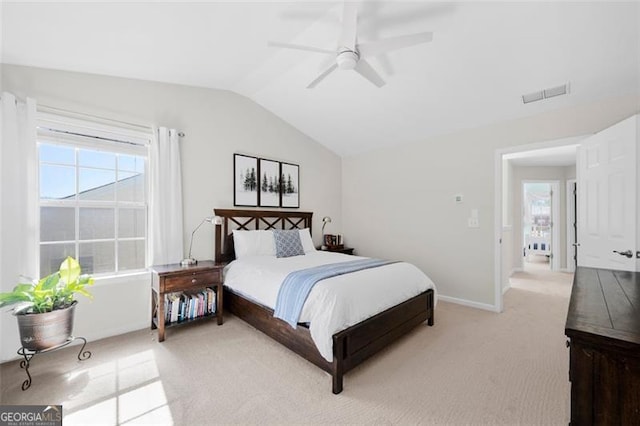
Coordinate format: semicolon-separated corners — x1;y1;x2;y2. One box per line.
0;257;93;314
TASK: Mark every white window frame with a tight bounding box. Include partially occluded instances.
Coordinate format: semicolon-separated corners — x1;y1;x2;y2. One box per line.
37;112;151;278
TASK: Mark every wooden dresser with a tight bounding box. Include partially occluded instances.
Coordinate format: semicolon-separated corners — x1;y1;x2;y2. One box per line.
565;267;640;425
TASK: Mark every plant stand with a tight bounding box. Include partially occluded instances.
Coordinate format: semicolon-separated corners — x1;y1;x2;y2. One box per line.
17;336;91;391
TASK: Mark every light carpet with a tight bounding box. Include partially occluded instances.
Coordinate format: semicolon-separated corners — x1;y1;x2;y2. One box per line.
0;272;572;425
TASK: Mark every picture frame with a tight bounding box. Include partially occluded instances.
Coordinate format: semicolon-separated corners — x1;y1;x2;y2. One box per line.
233;154;258;207
280;162;299;208
259;158;280;207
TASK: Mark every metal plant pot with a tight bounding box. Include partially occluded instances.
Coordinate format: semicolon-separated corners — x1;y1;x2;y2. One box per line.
16;302;76;351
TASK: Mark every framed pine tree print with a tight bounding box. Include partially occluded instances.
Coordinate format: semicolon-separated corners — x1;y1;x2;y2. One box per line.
259;158;280;207
234;154;258;207
280;162;299;208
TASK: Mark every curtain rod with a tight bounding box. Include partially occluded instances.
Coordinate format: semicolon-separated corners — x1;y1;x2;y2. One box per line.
38;104;185;137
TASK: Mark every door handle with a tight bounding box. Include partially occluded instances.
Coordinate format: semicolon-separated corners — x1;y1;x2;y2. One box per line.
572;243;580;247
637;251;640;259
613;250;633;258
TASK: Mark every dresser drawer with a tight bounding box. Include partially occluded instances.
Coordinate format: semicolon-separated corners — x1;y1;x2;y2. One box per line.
163;270;220;292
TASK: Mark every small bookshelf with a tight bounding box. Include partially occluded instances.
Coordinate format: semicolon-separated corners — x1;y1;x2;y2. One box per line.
163;287;217;325
151;260;226;342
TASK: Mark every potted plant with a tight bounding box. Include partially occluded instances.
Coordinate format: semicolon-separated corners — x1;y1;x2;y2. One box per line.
0;256;93;351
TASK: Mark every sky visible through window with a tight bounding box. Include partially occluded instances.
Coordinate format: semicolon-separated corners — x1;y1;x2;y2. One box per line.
40;144;144;199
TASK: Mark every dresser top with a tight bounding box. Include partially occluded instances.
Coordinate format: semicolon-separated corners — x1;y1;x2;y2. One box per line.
565;267;640;346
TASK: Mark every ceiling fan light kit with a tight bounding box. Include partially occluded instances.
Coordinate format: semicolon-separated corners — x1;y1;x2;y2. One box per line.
269;2;434;88
336;50;359;70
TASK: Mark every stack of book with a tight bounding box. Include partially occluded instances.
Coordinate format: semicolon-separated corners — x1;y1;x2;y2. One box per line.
164;288;216;324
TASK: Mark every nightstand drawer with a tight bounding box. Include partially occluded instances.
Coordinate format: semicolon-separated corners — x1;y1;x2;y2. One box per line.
163;270;220;292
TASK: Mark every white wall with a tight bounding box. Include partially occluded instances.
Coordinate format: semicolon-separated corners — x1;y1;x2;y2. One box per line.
343;95;640;308
1;64;342;361
501;226;513;293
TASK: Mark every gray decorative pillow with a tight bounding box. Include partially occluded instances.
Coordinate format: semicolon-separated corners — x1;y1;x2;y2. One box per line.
273;229;305;258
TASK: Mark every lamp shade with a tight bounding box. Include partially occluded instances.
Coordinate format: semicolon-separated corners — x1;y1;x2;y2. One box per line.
321;216;332;235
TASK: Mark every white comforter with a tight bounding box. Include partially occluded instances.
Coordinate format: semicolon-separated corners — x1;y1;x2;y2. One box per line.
223;251;437;362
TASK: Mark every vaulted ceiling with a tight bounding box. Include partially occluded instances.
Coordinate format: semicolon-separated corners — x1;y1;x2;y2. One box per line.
2;1;639;157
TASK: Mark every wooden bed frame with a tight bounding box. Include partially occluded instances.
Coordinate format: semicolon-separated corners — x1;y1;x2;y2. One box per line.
214;208;435;394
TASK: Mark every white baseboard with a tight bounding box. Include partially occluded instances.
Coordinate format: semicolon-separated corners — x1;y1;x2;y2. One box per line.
438;295;498;313
82;321;149;345
511;268;523;274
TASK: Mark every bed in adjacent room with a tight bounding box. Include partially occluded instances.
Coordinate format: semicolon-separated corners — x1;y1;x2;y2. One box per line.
214;209;437;394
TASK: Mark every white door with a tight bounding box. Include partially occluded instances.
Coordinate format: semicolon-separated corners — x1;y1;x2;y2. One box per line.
566;180;577;273
577;115;637;271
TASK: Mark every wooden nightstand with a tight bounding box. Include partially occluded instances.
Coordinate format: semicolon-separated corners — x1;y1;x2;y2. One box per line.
322;246;355;255
151;260;226;342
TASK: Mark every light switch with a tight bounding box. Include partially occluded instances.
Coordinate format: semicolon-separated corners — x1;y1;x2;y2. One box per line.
468;217;479;228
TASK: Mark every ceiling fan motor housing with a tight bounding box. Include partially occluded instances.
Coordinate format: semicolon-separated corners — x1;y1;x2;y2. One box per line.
336;49;359;70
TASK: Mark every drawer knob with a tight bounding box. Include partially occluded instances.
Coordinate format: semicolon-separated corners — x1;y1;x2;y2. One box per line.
191;279;197;284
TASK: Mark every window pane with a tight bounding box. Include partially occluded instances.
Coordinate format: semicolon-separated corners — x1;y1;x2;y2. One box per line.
79;208;114;240
118;240;145;271
40;165;76;199
40;243;75;276
79;149;115;169
40;207;75;242
119;208;145;238
119;155;144;173
40;144;74;165
117;172;145;202
79;168;116;200
79;241;115;274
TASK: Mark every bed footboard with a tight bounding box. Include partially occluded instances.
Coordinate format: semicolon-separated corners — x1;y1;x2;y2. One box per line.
225;286;435;394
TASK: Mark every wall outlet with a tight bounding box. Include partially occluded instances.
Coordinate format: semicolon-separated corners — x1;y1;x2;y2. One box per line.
468;217;479;228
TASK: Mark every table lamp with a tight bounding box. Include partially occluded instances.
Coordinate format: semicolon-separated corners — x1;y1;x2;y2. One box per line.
321;216;332;250
181;216;214;266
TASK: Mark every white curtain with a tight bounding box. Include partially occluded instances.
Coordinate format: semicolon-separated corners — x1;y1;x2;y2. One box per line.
0;93;38;361
0;93;38;287
149;127;184;265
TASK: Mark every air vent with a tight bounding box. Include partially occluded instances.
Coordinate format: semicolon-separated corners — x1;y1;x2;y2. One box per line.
522;82;570;104
522;91;544;104
544;84;568;98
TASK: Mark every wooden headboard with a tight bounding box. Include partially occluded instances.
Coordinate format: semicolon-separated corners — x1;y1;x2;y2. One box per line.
214;209;313;263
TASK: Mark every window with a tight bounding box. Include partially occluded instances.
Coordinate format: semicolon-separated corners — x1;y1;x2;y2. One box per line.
38;116;149;276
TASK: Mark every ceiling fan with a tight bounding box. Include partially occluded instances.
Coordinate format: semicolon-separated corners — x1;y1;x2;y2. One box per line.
268;2;433;88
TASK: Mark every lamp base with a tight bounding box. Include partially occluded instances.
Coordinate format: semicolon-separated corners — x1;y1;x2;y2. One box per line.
180;258;197;266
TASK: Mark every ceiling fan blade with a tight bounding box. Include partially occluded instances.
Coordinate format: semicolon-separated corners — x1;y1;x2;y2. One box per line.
307;63;338;89
354;59;385;88
358;32;433;58
268;41;335;55
339;2;358;50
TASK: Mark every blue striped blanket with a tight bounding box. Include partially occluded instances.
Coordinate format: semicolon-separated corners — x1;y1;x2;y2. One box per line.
274;259;397;328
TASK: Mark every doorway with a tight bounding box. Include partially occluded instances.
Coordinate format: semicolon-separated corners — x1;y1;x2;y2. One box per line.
521;181;560;272
494;137;584;312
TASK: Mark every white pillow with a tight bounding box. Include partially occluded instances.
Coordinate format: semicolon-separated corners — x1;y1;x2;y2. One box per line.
232;230;276;259
299;228;316;253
